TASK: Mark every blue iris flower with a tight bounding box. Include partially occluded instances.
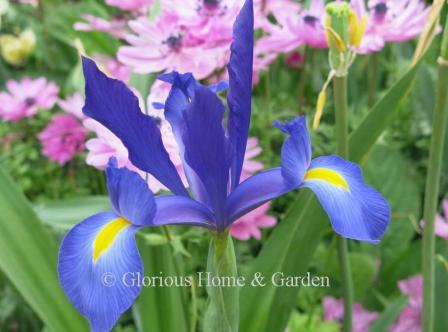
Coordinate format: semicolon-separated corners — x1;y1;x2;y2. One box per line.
57;1;390;331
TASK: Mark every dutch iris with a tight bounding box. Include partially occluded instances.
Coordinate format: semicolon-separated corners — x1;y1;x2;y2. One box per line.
57;0;390;331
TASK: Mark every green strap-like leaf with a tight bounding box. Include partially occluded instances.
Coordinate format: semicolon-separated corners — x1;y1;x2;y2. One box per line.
0;166;88;331
240;58;425;332
133;232;189;332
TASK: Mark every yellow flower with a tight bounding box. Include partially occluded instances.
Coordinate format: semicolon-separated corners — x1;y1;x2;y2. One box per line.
0;29;36;66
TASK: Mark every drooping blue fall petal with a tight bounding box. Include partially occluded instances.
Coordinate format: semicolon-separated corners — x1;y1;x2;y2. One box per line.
273;115;312;187
82;57;188;197
182;86;233;228
227;0;254;189
106;158;156;226
58;211;142;332
301;155;391;243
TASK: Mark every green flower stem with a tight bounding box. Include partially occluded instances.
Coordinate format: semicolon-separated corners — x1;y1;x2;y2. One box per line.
204;231;239;332
333;75;353;332
422;15;448;332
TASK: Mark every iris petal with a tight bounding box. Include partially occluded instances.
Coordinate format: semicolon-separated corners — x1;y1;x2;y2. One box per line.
153;195;215;229
302;156;390;243
273;115;312;187
162;72;209;205
106;158;156;226
227;0;254;189
225;168;291;224
58;211;142;332
225;116;311;225
182;86;233;227
82;57;188;197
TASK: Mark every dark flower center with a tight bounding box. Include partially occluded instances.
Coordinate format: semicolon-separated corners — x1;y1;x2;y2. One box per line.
24;97;36;107
303;15;319;27
203;0;221;8
164;35;183;52
373;3;388;21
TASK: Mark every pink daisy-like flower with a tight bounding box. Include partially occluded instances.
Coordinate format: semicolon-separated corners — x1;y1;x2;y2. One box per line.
257;0;327;58
390;275;422;332
58;93;85;120
323;296;379;332
0;77;59;122
106;0;153;12
117;13;227;79
74;15;127;39
230;202;277;240
351;0;431;54
38;114;86;165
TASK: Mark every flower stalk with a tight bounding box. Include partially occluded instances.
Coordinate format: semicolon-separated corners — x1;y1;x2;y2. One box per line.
422;13;448;332
334;75;353;332
204;231;239;332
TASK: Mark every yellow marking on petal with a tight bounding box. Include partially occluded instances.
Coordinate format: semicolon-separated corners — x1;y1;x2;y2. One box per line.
313;91;327;129
326;26;346;52
354;16;367;48
304;168;349;190
93;217;131;263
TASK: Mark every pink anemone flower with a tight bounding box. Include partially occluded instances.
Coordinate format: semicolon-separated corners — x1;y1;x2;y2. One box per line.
351;0;431;54
323;296;379;332
74;15;127;39
117;13;227;79
230;202;277;240
0;77;59;122
38;114;86;165
390;275;422;332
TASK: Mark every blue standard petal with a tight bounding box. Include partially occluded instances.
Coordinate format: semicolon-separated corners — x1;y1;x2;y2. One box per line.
82;57;188;197
58;211;142;332
301;156;391;243
227;0;254;189
182;86;233;227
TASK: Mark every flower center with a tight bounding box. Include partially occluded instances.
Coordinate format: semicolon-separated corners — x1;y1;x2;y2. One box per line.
303;15;319;27
164;35;183;52
24;97;36;107
203;0;221;8
373;3;387;21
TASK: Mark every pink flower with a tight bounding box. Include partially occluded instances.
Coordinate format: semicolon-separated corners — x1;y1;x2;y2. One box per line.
74;15;127;39
17;0;38;5
351;0;431;54
117;13;227;78
240;137;264;180
390;275;422;332
286;51;305;68
38;114;86;165
0;77;59;122
256;0;327;57
230;203;277;240
106;0;153;12
435;200;448;240
58;93;85;120
323;296;379;332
